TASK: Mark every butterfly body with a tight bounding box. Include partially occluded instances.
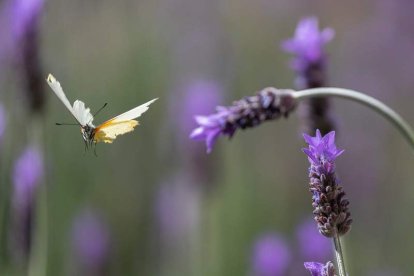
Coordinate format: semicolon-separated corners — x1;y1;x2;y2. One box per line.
46;74;157;150
81;124;95;148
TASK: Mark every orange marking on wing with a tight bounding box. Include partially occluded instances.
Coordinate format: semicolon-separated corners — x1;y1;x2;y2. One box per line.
93;119;139;143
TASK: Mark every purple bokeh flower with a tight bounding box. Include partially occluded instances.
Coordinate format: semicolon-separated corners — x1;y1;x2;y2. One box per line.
303;130;351;237
304;261;337;276
282;17;335;134
179;80;222;135
296;218;331;262
183;80;225;153
9;0;46;113
12;146;43;212
251;234;291;276
10;0;44;41
190;87;296;153
72;209;110;275
178;80;222;187
11;145;43;260
282;17;334;76
155;178;200;240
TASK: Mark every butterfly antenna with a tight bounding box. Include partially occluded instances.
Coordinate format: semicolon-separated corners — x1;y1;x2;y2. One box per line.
93;103;108;117
56;123;79;126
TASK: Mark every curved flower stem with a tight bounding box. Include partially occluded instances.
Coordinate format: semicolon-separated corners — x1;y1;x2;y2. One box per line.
333;234;347;276
294;88;414;150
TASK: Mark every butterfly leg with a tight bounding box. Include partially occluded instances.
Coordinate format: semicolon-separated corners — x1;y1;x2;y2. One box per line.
93;142;98;157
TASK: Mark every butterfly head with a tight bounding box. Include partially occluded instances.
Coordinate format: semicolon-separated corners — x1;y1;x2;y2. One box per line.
81;124;96;147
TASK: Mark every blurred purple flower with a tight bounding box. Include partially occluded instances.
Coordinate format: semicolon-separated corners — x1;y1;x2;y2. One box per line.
282;17;334;75
296;218;331;262
12;146;43;212
9;0;46;113
155;177;200;240
177;80;222;188
190;87;296;153
10;0;44;41
72;209;110;275
282;17;335;134
303;130;351;237
11;145;43;260
179;80;222;135
304;261;336;276
251;234;291;276
184;80;225;153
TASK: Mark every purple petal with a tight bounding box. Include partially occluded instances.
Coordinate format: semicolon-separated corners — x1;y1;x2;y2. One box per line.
315;129;322;140
282;17;334;69
205;128;221;153
324;131;335;145
189;127;206;140
303;129;343;163
304;262;325;276
302;148;318;163
303;133;315;145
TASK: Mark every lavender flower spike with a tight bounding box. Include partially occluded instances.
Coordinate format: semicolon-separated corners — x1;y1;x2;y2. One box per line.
282;17;334;87
304;261;337;276
303;130;352;237
72;209;110;275
282;17;335;135
190;87;296;153
11;146;43;260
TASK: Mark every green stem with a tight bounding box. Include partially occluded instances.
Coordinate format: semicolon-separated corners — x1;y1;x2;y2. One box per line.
294;88;414;150
333;234;347;276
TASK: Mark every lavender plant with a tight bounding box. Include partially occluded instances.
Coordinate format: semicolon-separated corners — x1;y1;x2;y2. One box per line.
190;87;296;153
11;0;45;113
3;0;46;273
71;209;111;276
303;130;350;275
190;86;414;154
282;17;335;134
190;18;414;276
10;146;43;263
302;130;351;237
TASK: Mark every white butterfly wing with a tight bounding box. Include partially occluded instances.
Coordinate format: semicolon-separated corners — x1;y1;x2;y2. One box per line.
93;98;157;143
73;100;94;127
46;74;94;126
110;98;158;123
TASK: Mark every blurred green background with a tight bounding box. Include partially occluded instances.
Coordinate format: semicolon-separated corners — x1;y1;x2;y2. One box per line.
1;0;414;275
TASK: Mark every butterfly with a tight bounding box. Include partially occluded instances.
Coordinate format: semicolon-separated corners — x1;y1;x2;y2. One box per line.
46;74;157;151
